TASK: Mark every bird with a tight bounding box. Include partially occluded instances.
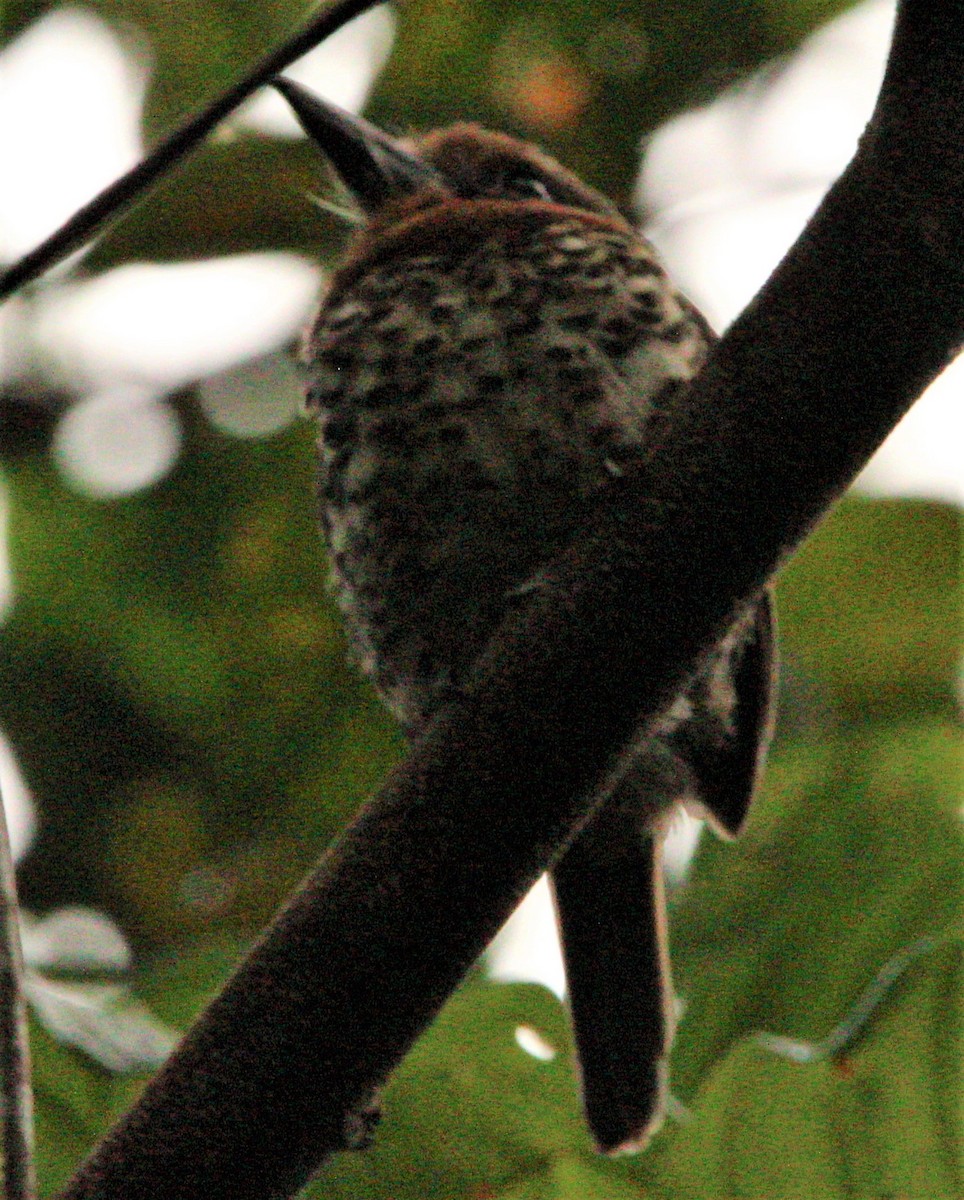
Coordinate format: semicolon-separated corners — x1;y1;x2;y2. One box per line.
272;76;775;1155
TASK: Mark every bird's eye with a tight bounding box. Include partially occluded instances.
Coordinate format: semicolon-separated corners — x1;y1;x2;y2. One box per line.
503;175;554;202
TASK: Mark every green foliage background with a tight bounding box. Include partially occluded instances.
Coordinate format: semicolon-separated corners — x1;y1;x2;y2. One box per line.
0;0;960;1196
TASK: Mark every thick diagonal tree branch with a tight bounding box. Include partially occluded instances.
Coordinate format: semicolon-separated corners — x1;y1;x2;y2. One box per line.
59;3;963;1198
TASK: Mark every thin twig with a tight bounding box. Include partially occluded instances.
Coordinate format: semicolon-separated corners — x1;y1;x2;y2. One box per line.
757;934;949;1063
0;0;382;302
0;770;34;1200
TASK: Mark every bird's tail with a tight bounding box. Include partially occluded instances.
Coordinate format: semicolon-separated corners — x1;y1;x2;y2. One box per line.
550;802;674;1155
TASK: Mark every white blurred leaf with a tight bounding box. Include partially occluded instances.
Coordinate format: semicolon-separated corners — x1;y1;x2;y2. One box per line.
20;905;130;972
26;975;177;1073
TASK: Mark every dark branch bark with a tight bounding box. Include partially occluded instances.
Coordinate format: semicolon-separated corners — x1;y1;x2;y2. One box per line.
59;3;963;1197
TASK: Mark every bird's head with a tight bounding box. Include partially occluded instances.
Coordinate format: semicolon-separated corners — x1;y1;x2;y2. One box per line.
272;77;630;266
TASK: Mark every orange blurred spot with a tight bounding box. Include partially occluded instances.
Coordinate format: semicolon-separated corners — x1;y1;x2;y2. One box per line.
500;53;592;133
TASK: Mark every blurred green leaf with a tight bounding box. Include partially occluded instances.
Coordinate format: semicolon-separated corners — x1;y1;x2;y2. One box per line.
31;1017;130;1194
311;974;587;1200
84;137;349;273
2;400;401;945
31;938;246;1195
653;939;962;1199
668;721;961;1094
776;498;960;723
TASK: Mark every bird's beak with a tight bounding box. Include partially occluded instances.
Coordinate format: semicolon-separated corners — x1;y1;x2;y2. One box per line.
272;77;444;214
